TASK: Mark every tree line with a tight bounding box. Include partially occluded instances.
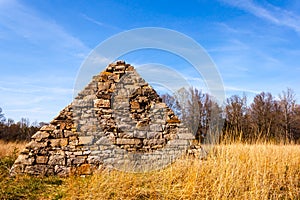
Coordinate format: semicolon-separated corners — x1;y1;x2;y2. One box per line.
0;108;47;141
1;87;299;144
162;88;300;144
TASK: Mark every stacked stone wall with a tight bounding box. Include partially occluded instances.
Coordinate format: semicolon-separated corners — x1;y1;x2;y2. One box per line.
10;61;199;176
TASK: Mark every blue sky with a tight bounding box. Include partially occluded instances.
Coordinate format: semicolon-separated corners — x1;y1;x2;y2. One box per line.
0;0;300;122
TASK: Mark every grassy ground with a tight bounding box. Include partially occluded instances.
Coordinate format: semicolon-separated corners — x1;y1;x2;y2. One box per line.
0;140;299;199
0;141;65;199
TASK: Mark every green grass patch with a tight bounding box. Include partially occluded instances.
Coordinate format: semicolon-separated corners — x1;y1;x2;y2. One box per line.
0;151;65;200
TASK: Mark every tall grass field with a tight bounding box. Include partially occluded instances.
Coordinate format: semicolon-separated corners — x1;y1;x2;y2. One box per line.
0;140;299;199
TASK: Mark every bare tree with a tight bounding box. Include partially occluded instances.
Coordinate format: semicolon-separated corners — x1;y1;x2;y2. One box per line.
161;93;181;117
224;94;248;142
161;88;300;144
250;92;276;142
279;88;296;142
167;87;222;144
0;107;5;123
172;87;201;137
292;105;300;142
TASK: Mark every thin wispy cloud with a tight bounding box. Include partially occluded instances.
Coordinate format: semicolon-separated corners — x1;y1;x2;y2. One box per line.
2;95;56;106
0;75;74;95
214;22;252;35
0;74;75;121
0;0;89;54
225;85;260;94
5;108;54;114
207;39;249;53
0;83;73;107
81;14;121;31
0;85;73;95
221;0;300;34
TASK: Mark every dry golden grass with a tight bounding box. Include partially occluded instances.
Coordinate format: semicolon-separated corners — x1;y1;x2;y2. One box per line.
0;140;299;199
63;144;300;200
0;140;26;158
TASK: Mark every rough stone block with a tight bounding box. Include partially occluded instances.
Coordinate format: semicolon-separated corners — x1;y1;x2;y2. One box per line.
116;138;142;145
177;133;195;140
152;118;165;124
115;65;125;70
25;165;48;175
150;124;163;132
146;132;161;139
31;131;49;141
97;82;110;91
36;156;48;164
10;164;25;175
25;141;47;149
64;130;75;137
167;117;181;123
60;138;69;147
130;101;140;109
73;151;83;156
109;74;119;82
72;156;87;165
90;150;102;155
87;156;103;165
83;150;91;155
126;65;134;71
154;102;166;109
40;124;55;131
69;136;78;146
133;130;147;139
15;154;34;165
95;137;110;145
49;155;65;165
54;165;70;177
94;99;110;108
143;139;165;146
50;138;68;147
53;129;64;138
151;145;163;149
50;139;60;147
78;136;94;145
170;139;190;146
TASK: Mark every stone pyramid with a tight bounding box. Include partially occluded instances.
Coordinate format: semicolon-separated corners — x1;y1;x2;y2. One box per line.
10;61;198;176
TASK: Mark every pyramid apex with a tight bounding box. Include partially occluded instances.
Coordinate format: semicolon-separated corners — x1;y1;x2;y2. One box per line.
105;60;135;72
